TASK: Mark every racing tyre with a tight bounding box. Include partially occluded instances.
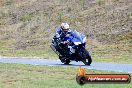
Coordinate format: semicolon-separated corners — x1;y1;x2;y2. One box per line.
82;49;92;65
59;56;70;65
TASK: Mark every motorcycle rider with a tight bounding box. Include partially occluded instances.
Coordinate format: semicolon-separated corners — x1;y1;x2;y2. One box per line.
54;23;75;60
55;23;72;44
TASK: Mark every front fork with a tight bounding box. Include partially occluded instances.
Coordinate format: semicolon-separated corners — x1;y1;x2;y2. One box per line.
78;45;86;59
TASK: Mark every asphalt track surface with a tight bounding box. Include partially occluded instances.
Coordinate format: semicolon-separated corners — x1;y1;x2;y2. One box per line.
0;57;132;73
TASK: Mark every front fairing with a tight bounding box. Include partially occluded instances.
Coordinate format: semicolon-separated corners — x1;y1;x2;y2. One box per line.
63;30;87;59
63;30;86;48
72;30;86;45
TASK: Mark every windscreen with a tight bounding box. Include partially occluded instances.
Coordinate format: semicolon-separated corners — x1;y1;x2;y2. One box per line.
72;30;83;43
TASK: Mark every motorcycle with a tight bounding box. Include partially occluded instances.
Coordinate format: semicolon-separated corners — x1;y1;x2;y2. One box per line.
50;30;92;65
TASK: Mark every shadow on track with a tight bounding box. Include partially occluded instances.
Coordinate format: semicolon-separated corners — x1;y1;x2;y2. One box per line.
53;64;90;67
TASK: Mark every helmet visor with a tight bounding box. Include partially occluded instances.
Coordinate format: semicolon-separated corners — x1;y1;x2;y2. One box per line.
63;28;69;31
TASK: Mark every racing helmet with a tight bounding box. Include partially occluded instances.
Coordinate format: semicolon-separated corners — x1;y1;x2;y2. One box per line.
61;23;70;32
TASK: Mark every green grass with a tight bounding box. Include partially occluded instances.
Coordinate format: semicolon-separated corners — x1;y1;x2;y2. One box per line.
20;13;34;22
90;44;132;64
0;63;131;88
0;40;58;59
0;48;58;59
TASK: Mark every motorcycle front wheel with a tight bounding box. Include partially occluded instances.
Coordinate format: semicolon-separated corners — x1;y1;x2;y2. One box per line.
82;49;92;65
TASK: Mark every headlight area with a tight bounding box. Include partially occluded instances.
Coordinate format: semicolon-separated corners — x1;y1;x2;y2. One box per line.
74;42;82;45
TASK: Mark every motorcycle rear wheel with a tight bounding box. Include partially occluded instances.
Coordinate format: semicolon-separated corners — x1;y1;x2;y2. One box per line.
59;56;70;65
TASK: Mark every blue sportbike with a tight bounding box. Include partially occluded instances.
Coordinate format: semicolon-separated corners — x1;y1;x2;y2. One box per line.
50;30;92;65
